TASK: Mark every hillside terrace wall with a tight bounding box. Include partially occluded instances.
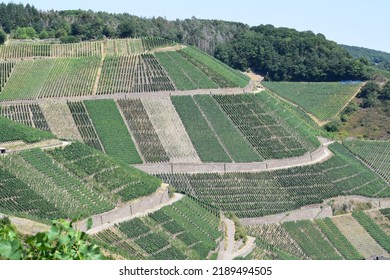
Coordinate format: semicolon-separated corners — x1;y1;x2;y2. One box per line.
133;146;331;174
74;185;169;232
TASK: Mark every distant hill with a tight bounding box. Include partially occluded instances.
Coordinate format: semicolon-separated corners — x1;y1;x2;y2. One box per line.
341;45;390;71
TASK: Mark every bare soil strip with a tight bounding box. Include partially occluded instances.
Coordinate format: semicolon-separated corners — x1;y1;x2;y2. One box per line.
0;139;70;154
141;97;200;163
332;215;390;259
40;101;83;142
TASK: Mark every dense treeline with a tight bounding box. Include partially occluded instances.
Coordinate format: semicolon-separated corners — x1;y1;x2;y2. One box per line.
0;3;371;81
214;25;370;81
342;45;390;72
0;3;247;53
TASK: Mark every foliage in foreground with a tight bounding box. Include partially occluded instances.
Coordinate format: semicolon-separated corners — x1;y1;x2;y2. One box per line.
0;217;103;260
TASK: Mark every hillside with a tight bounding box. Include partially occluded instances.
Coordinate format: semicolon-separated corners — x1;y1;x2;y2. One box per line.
342;45;390;72
1;36;389;261
0;119;162;222
0;39;249;102
247;209;390;260
0;3;373;82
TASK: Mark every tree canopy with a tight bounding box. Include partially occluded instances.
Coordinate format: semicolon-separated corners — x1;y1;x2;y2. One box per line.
214;25;370;81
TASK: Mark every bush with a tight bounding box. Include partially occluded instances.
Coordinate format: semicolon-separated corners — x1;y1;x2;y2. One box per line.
0;28;6;45
324;121;341;132
0;219;104;260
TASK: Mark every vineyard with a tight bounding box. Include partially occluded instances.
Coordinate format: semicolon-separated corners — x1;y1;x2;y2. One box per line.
141;97;200;163
352;211;390;253
212;93;319;159
178;47;250;88
0;38;173;60
93;197;221;260
96;54;175;94
0;116;53;143
48;142;160;202
40;102;83;142
0;104;50;131
84;99;142;164
247;215;367;260
0;39;250;101
262;82;362;121
283;220;342;259
157;144;388;218
155;51;218;90
0;166;64;220
117;99;169;163
193;95;263;162
67;101;104;151
343;139;390;183
0;61;15;91
172;96;231;162
314;218;363;259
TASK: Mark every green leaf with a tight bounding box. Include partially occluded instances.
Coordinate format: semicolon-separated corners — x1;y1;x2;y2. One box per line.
0;240;22;260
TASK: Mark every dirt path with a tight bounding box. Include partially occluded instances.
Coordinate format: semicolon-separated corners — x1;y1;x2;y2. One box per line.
0;139;71;154
218;217;256;260
0;85;251;105
133;140;332;174
92;42;106;95
0;214;50;235
86;193;184;235
75;184;184;234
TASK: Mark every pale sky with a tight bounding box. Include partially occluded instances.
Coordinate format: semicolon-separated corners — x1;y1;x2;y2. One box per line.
10;0;390;53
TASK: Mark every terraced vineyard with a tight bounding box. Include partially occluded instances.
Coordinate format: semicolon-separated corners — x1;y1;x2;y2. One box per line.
263;82;362;121
172;96;231;162
40;102;83;142
213;93;319;159
141;97;200;163
93;197;221;260
96;54;175;94
344;139;390;183
48;142;160;202
155;51;218;90
283;220;342;259
0;116;53;143
68;101;104;151
84;99;142;164
0;104;50;131
352;211;390;253
0;166;64;220
193;95;263;162
0;38;172;60
315;218;363;259
178;47;250;88
158;144;389;218
117;99;169;163
247;216;365;260
0;61;15;90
